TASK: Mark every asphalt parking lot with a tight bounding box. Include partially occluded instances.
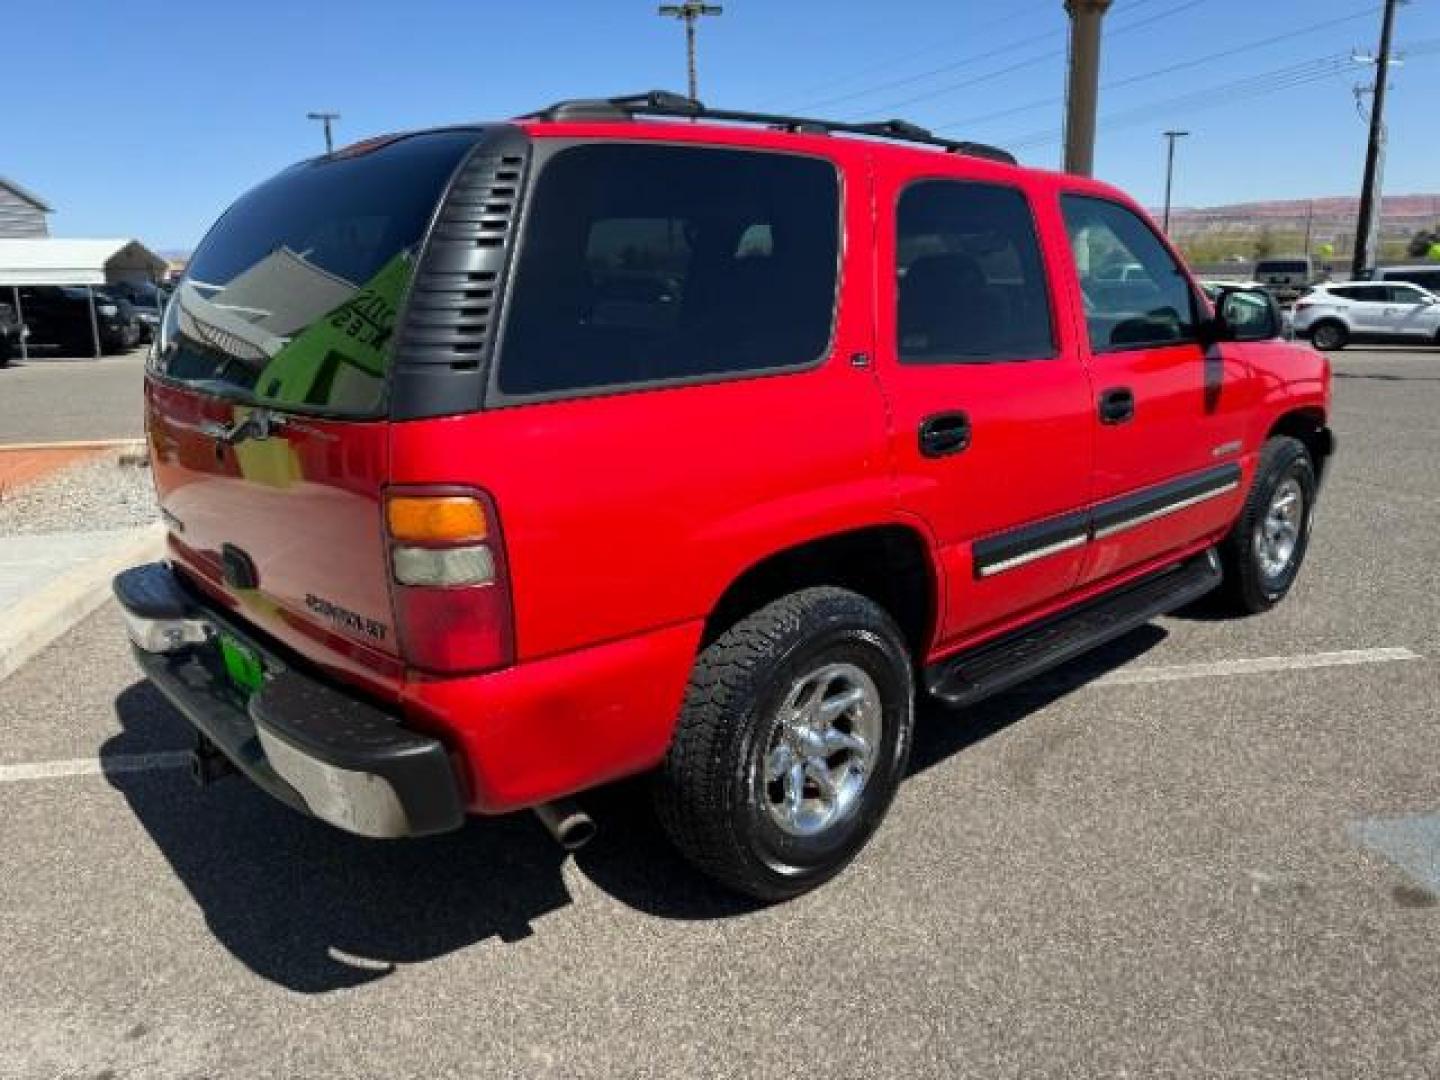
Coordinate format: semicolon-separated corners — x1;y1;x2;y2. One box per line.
2;346;1438;1078
0;348;148;443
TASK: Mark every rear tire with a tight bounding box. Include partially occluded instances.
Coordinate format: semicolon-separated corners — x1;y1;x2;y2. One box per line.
1309;321;1347;351
1215;436;1316;615
653;587;914;901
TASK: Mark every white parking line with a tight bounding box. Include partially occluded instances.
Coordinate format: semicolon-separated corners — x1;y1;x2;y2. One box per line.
0;751;188;783
0;648;1425;785
1085;647;1423;687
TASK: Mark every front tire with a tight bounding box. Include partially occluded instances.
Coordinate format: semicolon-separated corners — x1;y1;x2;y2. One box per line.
654;587;915;901
1216;436;1317;614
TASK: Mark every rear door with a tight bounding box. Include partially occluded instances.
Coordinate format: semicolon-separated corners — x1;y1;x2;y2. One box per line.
145;130;484;691
1059;194;1250;586
874;163;1094;646
1382;284;1440;338
1341;285;1392;334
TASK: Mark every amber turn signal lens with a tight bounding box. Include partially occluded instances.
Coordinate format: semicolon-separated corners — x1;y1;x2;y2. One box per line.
387;496;488;543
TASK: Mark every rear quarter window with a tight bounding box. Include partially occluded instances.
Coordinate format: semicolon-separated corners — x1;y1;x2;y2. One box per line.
494;143;840;400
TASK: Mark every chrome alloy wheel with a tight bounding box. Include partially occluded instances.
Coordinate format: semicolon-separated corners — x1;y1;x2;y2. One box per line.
760;662;881;837
1256;476;1304;580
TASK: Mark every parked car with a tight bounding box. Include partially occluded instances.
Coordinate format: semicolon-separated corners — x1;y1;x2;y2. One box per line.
1363;264;1440;295
0;299;26;366
1291;281;1440;350
99;280;166;343
114;92;1333;900
11;285;140;354
1254;256;1320;302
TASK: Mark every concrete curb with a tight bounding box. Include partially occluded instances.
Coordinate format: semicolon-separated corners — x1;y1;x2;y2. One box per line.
0;439;146;453
0;523;165;683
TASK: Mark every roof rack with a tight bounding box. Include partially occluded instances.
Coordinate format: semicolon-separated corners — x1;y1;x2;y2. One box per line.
522;90;1017;166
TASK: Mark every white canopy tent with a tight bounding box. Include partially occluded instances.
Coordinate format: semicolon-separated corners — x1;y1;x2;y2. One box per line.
0;238;168;359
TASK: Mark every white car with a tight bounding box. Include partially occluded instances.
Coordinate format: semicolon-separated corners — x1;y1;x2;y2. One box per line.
1291;281;1440;351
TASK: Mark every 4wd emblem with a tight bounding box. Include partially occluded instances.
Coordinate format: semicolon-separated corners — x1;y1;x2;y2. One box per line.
304;594;388;642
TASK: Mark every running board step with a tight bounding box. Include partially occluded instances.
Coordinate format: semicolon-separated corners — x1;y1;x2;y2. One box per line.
925;550;1222;708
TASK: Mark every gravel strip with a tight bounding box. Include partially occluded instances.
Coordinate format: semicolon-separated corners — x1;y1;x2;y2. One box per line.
0;453;158;535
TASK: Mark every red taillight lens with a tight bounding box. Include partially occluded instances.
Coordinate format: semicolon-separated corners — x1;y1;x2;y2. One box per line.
391;583;514;673
384;488;515;675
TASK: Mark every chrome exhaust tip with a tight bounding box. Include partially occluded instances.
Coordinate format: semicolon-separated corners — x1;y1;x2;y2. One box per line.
533;798;596;851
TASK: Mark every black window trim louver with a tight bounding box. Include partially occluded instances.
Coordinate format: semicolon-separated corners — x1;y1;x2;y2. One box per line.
389;125;532;420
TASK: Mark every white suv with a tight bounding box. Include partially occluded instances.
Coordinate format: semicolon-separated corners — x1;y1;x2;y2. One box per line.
1292;281;1440;351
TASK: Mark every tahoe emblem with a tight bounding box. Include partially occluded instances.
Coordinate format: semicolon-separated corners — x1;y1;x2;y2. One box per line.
304;594;387;642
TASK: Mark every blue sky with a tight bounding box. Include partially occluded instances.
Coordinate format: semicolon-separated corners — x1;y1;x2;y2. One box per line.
8;0;1438;250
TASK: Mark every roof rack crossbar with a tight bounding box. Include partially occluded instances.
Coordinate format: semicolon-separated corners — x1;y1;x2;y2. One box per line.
523;91;1016;165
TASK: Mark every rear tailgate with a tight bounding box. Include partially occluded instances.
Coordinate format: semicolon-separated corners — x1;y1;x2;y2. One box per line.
147;380;399;690
145;129;487;694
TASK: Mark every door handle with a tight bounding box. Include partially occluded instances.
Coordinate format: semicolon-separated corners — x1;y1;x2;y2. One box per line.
1098;387;1135;425
919;411;971;458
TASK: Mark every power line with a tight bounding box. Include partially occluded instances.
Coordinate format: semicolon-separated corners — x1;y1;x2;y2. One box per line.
772;0;1055;111
1004;54;1355;148
782;0;1186;117
937;4;1381;132
854;0;1207;120
997;40;1439;153
791;27;1065;115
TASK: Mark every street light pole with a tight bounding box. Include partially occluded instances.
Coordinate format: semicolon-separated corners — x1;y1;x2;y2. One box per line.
307;111;340;155
658;3;723;100
1161;130;1189;235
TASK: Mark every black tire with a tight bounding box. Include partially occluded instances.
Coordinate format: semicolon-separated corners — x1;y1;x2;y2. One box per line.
654;587;915;901
1309;320;1347;351
1215;436;1317;615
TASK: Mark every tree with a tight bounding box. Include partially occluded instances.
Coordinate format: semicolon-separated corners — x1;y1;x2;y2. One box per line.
1253;227;1276;260
1408;228;1440;258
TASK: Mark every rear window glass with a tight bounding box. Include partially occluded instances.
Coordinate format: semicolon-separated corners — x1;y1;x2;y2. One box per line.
1256;260;1309;275
153;130;480;417
495;143;839;399
1384;270;1440;292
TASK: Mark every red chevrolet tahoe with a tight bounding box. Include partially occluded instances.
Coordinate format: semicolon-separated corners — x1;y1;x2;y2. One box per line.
115;92;1332;900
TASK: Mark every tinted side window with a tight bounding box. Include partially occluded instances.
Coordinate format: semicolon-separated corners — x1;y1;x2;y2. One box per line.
1387;284;1427;304
496;144;839;398
896;181;1054;363
1062;195;1197;351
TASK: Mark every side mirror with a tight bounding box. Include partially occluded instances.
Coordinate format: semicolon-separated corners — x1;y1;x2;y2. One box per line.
1206;286;1281;343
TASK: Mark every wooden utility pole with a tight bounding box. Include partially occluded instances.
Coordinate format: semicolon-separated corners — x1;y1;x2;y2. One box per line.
1062;0;1113;176
307;111;340;155
658;3;723;100
1162;130;1189;235
1352;0;1399;277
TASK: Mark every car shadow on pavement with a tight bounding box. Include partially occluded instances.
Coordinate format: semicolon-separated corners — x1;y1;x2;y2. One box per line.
103;624;1166;994
905;624;1167;776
